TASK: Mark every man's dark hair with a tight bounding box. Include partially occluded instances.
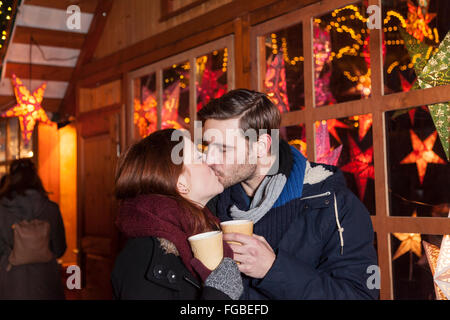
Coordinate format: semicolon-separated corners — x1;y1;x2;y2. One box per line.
197;89;281;137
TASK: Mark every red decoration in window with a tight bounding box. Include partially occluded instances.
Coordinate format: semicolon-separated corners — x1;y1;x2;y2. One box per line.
400;130;446;184
341;135;374;200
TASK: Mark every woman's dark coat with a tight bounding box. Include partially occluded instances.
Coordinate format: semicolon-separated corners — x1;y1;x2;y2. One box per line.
111;236;229;300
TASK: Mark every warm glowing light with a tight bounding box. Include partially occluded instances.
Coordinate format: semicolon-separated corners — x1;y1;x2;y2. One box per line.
400;130;446;184
0;75;52;146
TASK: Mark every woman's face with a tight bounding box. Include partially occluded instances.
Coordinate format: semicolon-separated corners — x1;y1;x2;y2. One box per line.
177;137;224;206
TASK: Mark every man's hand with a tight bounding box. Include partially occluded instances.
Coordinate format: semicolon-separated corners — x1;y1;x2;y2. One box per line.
223;233;276;279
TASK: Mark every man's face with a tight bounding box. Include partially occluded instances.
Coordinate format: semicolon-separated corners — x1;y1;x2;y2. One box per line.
203;118;257;188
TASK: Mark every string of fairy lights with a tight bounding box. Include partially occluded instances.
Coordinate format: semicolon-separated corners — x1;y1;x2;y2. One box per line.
163;48;228;88
268;3;441;81
0;0;15;51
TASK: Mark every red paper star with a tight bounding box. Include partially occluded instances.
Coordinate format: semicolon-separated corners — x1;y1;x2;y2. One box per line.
357;114;373;141
400;130;446;184
341;135;374;200
196;66;226;111
316;121;342;166
0;74;51;146
324;119;349;144
265;53;290;113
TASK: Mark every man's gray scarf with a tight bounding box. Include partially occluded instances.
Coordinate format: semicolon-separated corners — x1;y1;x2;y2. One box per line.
229;173;287;224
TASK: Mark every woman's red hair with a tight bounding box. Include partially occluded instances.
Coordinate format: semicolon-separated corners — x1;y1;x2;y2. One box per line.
115;129;218;235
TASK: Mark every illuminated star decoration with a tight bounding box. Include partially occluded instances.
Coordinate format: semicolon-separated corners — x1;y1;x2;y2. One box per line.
400;130;446;184
196;62;226;111
423;210;450;300
423;241;450;299
340;135;374;200
324;119;349;145
417;31;450;161
0;74;51;146
313;23;335;107
393;212;422;260
355;114;373;141
134;86;157;138
161;81;182;130
405;0;436;42
265;53;290;113
315;121;342;166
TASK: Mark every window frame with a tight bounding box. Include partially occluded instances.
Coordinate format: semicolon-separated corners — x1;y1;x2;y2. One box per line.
0;117;38;174
126;35;235;144
251;0;450;300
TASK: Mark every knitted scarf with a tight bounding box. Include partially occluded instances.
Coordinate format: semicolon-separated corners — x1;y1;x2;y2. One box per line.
115;193;220;279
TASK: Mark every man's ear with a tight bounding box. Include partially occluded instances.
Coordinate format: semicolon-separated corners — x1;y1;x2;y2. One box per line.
256;133;272;158
177;173;190;194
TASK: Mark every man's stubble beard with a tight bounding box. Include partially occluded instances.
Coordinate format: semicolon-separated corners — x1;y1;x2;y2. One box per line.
219;163;257;189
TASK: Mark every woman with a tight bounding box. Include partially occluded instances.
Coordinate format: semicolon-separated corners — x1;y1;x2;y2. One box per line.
112;129;243;300
0;159;67;299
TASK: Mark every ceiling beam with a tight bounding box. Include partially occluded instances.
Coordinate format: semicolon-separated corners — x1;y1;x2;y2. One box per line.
5;62;74;82
60;0;113;116
13;26;85;49
24;0;98;13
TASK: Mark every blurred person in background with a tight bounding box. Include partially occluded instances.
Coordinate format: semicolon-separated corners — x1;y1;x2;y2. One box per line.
0;159;66;299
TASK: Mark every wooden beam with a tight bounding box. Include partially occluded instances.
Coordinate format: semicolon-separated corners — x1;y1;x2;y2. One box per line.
0;95;62;113
5;62;74;82
13;26;85;49
78;0;282;81
24;0;98;13
60;0;114;116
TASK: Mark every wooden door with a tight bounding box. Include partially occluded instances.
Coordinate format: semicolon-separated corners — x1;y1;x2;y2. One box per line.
77;106;122;299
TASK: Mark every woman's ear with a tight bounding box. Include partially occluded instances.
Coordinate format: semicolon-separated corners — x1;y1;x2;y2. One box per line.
177;172;191;195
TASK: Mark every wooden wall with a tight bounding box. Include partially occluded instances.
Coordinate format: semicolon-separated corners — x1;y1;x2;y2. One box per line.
38;123;78;265
38;124;60;204
79;80;121;113
93;0;232;59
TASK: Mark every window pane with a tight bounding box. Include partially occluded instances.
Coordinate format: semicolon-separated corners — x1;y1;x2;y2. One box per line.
20;129;34;158
162;62;190;130
383;0;449;94
386;105;449;217
391;233;445;300
7;118;19;161
280;124;307;157
314;2;371;106
196;48;228;111
0;121;5;162
263;23;305;112
133;73;157;138
315;114;375;214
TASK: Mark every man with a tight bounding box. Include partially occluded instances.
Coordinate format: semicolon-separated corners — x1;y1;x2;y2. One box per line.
197;89;379;299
